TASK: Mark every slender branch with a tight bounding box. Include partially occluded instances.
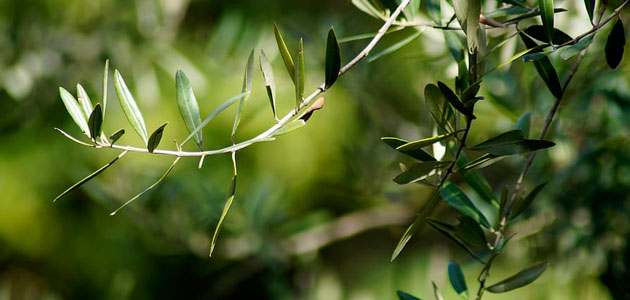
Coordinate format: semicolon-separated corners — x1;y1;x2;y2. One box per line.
60;0;414;158
556;0;629;49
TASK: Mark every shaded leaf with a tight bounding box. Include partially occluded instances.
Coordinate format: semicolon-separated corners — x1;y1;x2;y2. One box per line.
396;131;458;151
539;0;555;44
470;130;555;155
176;69;203;150
559;34;593;60
448;261;469;299
59;87;90;136
487;262;548;293
113;70;148;144
397;291;421;300
514;112;531;138
524;25;572;44
88;104;103;141
427;219;488;263
438;81;473;119
368;30;421;62
273;23;295;81
393;161;452;184
461;153;504;171
456;215;488;249
441;182;491;228
210;154;238;257
109;129;125;145
456;152;497;206
232;49;255;139
520;33;563;99
259;50;278;121
295;38;305;106
382;137;436;161
512;182;547;219
605;18;626;69
325;27;341;89
53;151;128;202
147;123;167;153
425;84;455;132
432;282;444;300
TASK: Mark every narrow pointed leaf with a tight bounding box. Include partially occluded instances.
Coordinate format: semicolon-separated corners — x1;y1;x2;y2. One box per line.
368;31;421;62
520;33;563;99
512;182;547;218
113;70;148;144
182;93;245;146
110;157;180;216
394;161;452;184
471;130;555;155
456;152;497;206
382;137;436;161
397;291;421;300
514;112;531;138
274;23;295;82
147;123;167;153
109;129;125;145
455;215;488;249
466;0;481;53
448;261;469;299
232;49;255;139
210;154;238;257
425;84;455;132
259;50;278;120
427;219;487;263
325;27;342;89
77;84;94;118
524;25;572;44
487;262;548;293
605;18;625;69
59;87;90;136
102;59;109;122
461;153;503;170
427;0;441;23
88;104;103;141
295;38;305;106
438;81;473;119
396;131;458;151
559;34;593;60
432;282;445;300
272;120;306;136
175;70;203;149
539;0;555;44
53;151;127;202
441;182;491;228
584;0;595;22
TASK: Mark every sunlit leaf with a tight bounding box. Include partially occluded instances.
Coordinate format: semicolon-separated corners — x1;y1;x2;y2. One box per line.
113;70;149;144
109;129;125;145
448;261;469;299
470;130;555;155
88;104;103;141
461;153;504;170
59;87;90;136
259;50;278;121
497;0;528;7
605;18;625;69
455;215;488;249
77;84;94;119
53;151;128;202
441;182;491;228
147;123;167;153
539;0;555;44
295;38;305;107
393;161;452;184
272;119;306;136
232;49;255;140
182;93;245;147
396;131;458;151
176;69;203;150
368;30;421;62
210;154;238;257
466;0;481;53
382;137;437;161
325;27;341;89
487;262;548;293
274;23;295;82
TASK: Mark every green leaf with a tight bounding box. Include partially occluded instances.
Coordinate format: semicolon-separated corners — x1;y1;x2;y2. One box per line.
113;70;149;144
53;151;128;202
584;0;595;23
512;182;547;219
505;8;567;24
426;0;441;23
461;81;481;104
382;137;437;162
456;152;498;206
539;0;555;44
425;84;455;132
498;0;528;8
368;30;421;62
448;261;469;299
523;25;572;44
175;70;203;150
520;33;563;99
325;27;341;89
210;154;238;257
487;262;548;293
559;34;593;60
605;18;626;69
466;0;481;53
59;87;90;136
470;130;555;156
437;81;473;119
88;104;103;141
455;215;488;249
182;93;245;147
147;123;167;153
441;182;491;228
427;219;488;263
259;50;278;121
102;59;109;122
432;282;445;300
77;84;94;119
272;119;306;136
522;52;550;62
514;112;531;138
232;49;255;139
295;38;305;106
110;157;181;216
393;161;452;184
109;129;125;145
461;153;504;171
274;23;295;82
397;291;421;300
396;131;458;151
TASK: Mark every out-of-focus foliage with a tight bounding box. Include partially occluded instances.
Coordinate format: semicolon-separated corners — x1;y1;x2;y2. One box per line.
0;0;628;299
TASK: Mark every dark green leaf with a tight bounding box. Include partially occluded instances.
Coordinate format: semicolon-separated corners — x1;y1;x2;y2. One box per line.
514;112;531;138
512;182;547;219
397;291;421;300
394;161;452;184
455;215;488;249
457;152;498;206
295;38;305;106
444;31;465;62
59;87;90;136
520;33;563;99
487;262;548;293
210;154;238;257
176;70;203;150
584;0;595;22
147;123;167;153
522;52;550;62
505;8;567;24
368;30;421;62
438;81;473;119
461;153;504;171
113;70;149;144
77;84;94;119
109;129;125;145
605;18;626;69
497;0;527;7
396;131;458;151
427;219;488;263
425;84;455;132
426;0;441;23
523;25;572;44
448;261;468;299
499;186;509;221
273;23;295;81
559;34;593;60
461;81;481;104
325;27;341;89
441;182;491;228
259;50;278;121
539;0;555;44
53;151;127;202
486;7;530;18
88;104;103;141
471;130;555;155
232;49;255;139
382;137;437;161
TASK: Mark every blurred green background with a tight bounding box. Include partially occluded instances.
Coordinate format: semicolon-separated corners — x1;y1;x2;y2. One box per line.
1;0;629;299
